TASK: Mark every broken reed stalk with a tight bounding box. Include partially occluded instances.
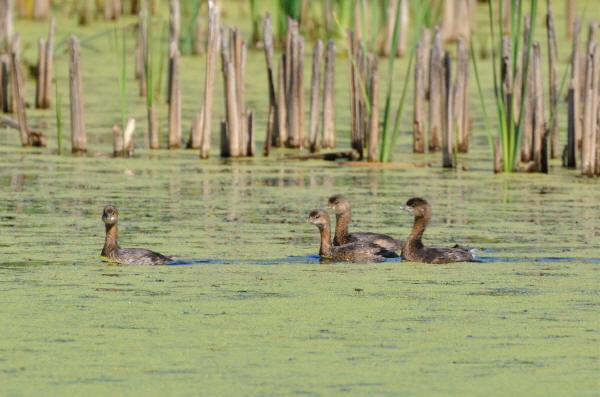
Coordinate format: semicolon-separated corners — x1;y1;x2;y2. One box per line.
220;26;253;158
348;30;358;156
103;0;121;20
520;33;534;162
284;19;304;149
0;0;13;52
191;0;219;157
233;28;247;154
112;125;123;156
55;82;62;154
396;0;409;57
308;40;323;153
367;55;379;162
33;0;49;20
566;80;576;168
428;28;442;151
262;12;277;154
0;55;8;113
296;36;305;148
222;28;239;156
570;18;582;153
321;40;335;149
35;38;46;109
123;118;135;156
10;35;29;146
69;36;86;153
581;22;598;177
454;38;470;153
442;51;453;168
566;0;575;38
413;38;426;153
441;0;472;43
381;0;398;57
167;0;180;105
42;17;54;108
546;1;559;158
246;109;254;156
276;56;287;147
167;40;181;148
531;43;546;172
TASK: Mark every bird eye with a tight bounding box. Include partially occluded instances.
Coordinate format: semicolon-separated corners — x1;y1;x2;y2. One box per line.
315;214;320;218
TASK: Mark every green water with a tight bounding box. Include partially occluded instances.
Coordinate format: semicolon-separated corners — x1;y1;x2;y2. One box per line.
1;2;600;396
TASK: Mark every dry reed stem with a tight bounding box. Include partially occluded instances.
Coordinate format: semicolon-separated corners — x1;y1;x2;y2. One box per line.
309;40;323;153
41;17;54;108
367;55;378;162
35;38;46;109
10;35;29;146
322;40;335;149
413;39;426;153
428;28;442;151
546;1;559;158
69;36;86;153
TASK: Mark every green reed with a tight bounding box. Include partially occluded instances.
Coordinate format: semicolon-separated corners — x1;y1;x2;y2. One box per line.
472;0;539;172
379;0;429;162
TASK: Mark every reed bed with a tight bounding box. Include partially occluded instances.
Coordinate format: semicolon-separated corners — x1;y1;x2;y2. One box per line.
0;0;599;177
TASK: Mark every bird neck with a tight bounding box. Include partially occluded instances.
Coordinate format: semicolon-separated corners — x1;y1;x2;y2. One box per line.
319;224;333;258
334;210;350;244
407;214;429;250
103;223;119;255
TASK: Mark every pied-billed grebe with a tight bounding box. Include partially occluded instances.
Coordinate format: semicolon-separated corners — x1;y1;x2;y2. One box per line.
101;205;172;265
401;198;473;264
327;194;404;251
307;209;398;263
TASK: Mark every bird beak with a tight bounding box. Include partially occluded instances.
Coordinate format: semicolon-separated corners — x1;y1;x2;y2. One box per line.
306;217;312;223
401;205;414;213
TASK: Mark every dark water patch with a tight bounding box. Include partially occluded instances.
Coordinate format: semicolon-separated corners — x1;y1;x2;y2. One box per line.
53;377;126;385
515;271;572;277
227;289;293;300
476;256;600;264
468;288;533;296
145;369;198;375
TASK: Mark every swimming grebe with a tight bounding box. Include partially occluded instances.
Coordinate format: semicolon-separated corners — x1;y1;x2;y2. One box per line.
101;205;172;265
400;198;473;264
327;194;404;251
307;209;398;263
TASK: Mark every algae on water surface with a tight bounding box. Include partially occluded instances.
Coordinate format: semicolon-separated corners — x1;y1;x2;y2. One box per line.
1;2;599;395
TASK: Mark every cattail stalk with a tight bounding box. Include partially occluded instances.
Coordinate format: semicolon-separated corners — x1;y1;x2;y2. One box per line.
262;12;277;154
428;28;442;151
322;40;335;149
454;38;469;153
367;55;379;162
308;40;323;153
10;35;29;146
546;1;559;158
69;36;87;153
413;39;426;153
35;38;46;109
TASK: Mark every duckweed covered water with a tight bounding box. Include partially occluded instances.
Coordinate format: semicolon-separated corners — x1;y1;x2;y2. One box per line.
1;3;599;396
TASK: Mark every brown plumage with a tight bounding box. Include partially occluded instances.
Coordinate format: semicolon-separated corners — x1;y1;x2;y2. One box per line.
327;194;404;251
400;198;473;264
307;209;398;263
101;205;172;265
